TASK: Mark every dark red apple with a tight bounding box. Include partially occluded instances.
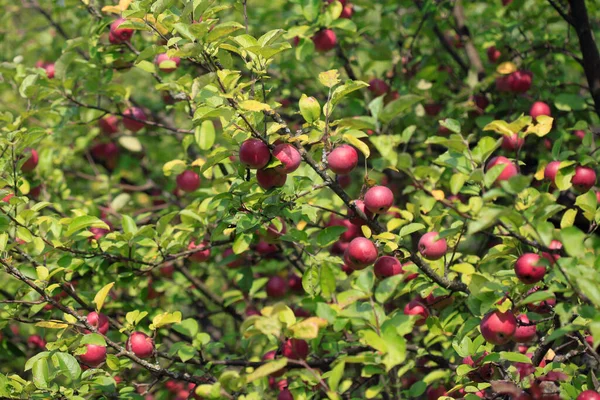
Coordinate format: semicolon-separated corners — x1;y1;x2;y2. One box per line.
512;314;536;343
487;46;501;63
257;168;286;189
344;237;378;270
501;134;524;151
373;256;402;279
328;217;360;242
337;174;351;188
127;331;154;358
507;70;533;93
99;115;119;135
418;232;447;260
514;253;546;284
239;138;271;169
403;300;429;326
348;200;373;226
364;186;394;214
281;338;309;360
21;148;39;172
223;248;244;268
176;170;201;192
278;389;294;400
256;241;278;255
273;143;301;173
480;310;517;345
495;75;511;92
188;240;211;262
486;156;518;183
86;311;109;335
327;145;358;175
312;29;337;52
424;102;442;116
368;78;389;97
45;63;55;79
266;276;287;298
122;107;147;132
426;385;447;400
288;274;303;293
80;344;107;367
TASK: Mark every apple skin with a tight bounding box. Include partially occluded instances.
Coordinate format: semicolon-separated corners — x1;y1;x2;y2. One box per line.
80;344;107;367
403;300;429;326
529;101;551;120
278;389;294;400
239;138;271;169
480;310;517;345
487;46;501;63
399;262;418;281
266;276;288;298
348;200;373;226
155;53;181;73
330;240;349;255
273;143;301;173
327;145;358;175
423;102;442;116
122;107;147;132
45;63;55;79
176;170;201;192
364;186;394;214
418;231;447;260
109;18;134;44
344;237;378;270
544;161;561;184
507;70;533;93
340;4;353;19
99;115;119;135
426;385;447;400
312;29;337;52
257;168;287;190
21;149;39;172
368;78;389;97
473;94;490;113
373;256;402;279
188;240;211;262
256;241;278;255
501;134;524;151
336;174;351;188
127;331;155;358
86;312;109;335
541;240;562;264
281;338;309;360
512;314;536;343
27;335;46;349
495;75;511;92
288;274;303;293
574;130;586;140
486;156;518;183
514;253;546;284
578;391;600;400
572;166;596;192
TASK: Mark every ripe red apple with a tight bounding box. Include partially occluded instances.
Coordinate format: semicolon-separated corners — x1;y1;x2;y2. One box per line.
223;248;244;268
348;200;373;226
507;70;533;93
257;168;286;189
368;78;389;97
529;101;551;120
245;306;260;317
312;29;337;52
423;102;442;116
340;4;353;19
399;262;418;281
574;130;586;140
418;231;447;260
503;0;513;5
514;253;546;284
426;385;447;400
188;240;210;262
336;174;351;188
480;310;517;345
256;241;278;255
155;53;181;73
578;391;600;400
21;148;39;172
266;276;287;298
122;107;147;132
526;287;556;314
80;344;107;367
127;331;155;358
403;300;429;326
288;274;303;293
273;143;301;173
328;217;360;242
572;166;596;192
45;63;55;79
373;256;402;279
487;46;501;63
495;75;511;92
281;338;309;360
330;240;349;255
486;156;518;183
27;335;46;349
344;237;378;270
327;145;358;175
99;115;119;135
109;18;134;44
90;142;119;161
501;134;524;151
278;389;294;400
86;311;109;335
512;314;536;343
474;94;490;112
176;170;201;192
541;240;562;264
239;138;271;169
544;161;561;184
364;186;394;214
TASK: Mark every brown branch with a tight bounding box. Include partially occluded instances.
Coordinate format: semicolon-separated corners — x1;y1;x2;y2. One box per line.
452;0;485;80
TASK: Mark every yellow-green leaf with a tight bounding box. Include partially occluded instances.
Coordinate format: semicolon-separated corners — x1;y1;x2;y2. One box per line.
239;100;271;112
246;358;288;382
343;134;370;158
93;282;114;312
36;320;68;329
288;317;328;339
36;266;49;281
150;311;182;330
319;69;340;88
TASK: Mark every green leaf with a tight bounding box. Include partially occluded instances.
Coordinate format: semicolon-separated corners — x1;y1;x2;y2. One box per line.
151;311;182;330
328;361;345;391
560;226;585;257
302;265;320;296
25;352;49;372
233;233;252;254
299;94;321;123
301;0;322;22
93;282;115;313
343;134;369;158
439;118;461;134
379;95;423;124
121;215;137;235
316;226;347;247
207;22;245;41
54;352;81;381
81;334;107;346
246;358;288;382
196;120;216;150
173;318;200;337
575;190;597;221
65;216;110;237
32;359;49;389
499;352;531;363
19;75;39;98
554;93;587;111
399;223;425;237
319;70;341;88
331;80;369;108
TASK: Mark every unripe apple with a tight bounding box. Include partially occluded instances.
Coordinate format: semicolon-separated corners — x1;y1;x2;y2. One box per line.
480;310;517;345
512;314;536;343
345;237;378;270
86;311;109;335
176;170;201;192
21;148;39;172
188;240;210;262
507;70;532;93
368;78;389;97
99;115;119;135
514;253;546;284
80;344;107;367
266;276;287;298
364;186;394;214
257;168;287;189
501;134;524;151
423;102;442;116
541;240;562;264
578;391;600;400
278;388;294;400
239;138;271;169
312;29;337;52
373;256;402;279
486;156;518;183
127;331;154;358
273;143;301;173
155;53;181;73
45;63;55;79
340;4;353;19
348;200;373;226
403;300;429;326
327;145;358;175
109;18;134;44
487;46;501;63
572;166;596;192
281;338;309;360
544;161;561;184
529;101;551;120
122;107;147;132
418;231;447;260
27;335;46;349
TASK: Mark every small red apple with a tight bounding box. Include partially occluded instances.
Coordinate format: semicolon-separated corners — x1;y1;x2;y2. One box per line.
27;335;46;349
526;287;556;314
21;148;39;172
544;161;561;184
344;237;378;270
463;351;495;382
424;102;442;116
418;231;447;260
266;276;287;298
336;174;351;188
281;338;309;360
578;391;600;400
487;46;501;63
99;115;119;135
340;4;353;19
257;168;287;189
288;274;303;293
327;145;358;175
541;240;562;264
529;101;551;120
188;240;211;262
80;345;106;367
495;75;511;92
373;256;402;279
127;331;155;358
368;78;389;97
514;253;546;284
403;300;429;326
400;262;418;281
574;130;586;140
256;241;278;255
122;107;147;132
273;143;301;173
572;166;596;192
474;94;490;112
330;240;349;255
278;389;294;400
426;385;447;400
45;63;55;79
239;138;271;169
501;134;524;151
155;53;181;73
486;156;518;183
348;200;373;226
176;170;201;192
480;310;517;345
512;314;536;343
312;29;337;52
328;217;360;242
86;311;109;335
364;186;394;214
109;18;134;44
507;70;533;93
223;248;244;268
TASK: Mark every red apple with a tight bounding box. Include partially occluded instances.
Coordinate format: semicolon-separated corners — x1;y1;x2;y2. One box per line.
312;29;337;52
544;161;561;184
418;231;447;260
368;78;389;97
503;0;513;5
348;200;373;226
474;94;490;112
80;344;107;367
257;168;287;189
273;143;301;173
328;217;360;242
399;262;418;281
327;145;358;175
424;102;442;116
223;248;244;268
99;115;119;135
373;256;402;279
426;385;447;400
155;53;181;73
364;186;394;214
288;274;303;293
495;75;511;92
21;148;39;172
501;134;524;151
266;276;287;298
109;18;134;44
529;101;551;120
572;166;596;191
45;63;55;79
278;389;294;400
541;240;562;264
239;138;271;169
578;391;600;400
486;156;518;183
574;130;586;140
122;107;147;132
337;174;351;188
403;300;429;326
188;240;210;262
512;314;536;343
487;46;501;63
176;170;201;192
514;253;546;284
340;4;353;19
330;240;349;255
507;70;533;93
127;331;154;358
27;335;46;349
463;352;495;383
281;338;309;360
344;237;378;270
86;311;109;335
480;310;517;345
256;241;278;255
